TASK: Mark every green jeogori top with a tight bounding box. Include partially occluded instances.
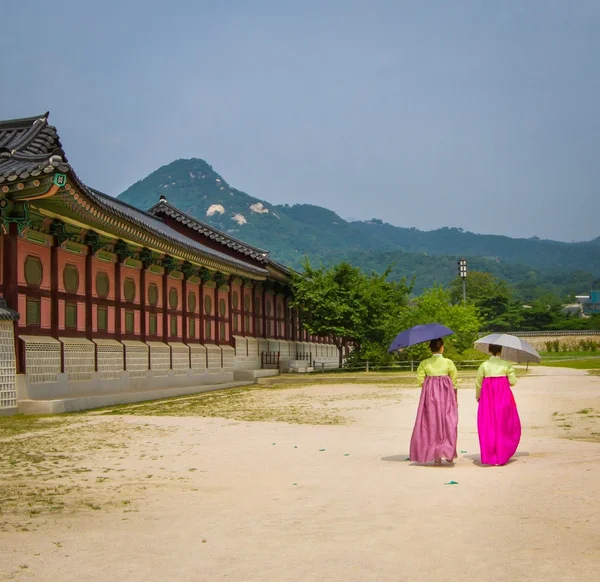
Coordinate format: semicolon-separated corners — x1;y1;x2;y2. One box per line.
475;356;517;399
416;354;458;388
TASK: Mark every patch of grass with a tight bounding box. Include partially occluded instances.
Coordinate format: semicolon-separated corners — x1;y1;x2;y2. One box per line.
540;358;600;370
101;384;348;425
0;419;172;527
98;383;409;425
0;414;68;438
539;351;600;359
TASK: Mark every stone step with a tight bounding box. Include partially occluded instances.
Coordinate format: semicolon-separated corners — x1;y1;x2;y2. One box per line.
18;381;253;415
233;369;280;382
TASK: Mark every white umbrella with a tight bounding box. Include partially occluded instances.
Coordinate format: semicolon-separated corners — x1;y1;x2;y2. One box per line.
474;333;541;364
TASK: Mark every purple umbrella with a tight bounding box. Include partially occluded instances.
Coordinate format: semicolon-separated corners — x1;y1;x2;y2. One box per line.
388;323;455;353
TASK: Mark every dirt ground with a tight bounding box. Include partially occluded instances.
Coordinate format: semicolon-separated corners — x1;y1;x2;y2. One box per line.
1;367;599;581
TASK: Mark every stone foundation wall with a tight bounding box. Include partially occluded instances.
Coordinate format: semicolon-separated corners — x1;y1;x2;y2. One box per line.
512;333;600;351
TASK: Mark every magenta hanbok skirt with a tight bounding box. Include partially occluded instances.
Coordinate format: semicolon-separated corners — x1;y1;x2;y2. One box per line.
409;376;458;463
477;376;521;466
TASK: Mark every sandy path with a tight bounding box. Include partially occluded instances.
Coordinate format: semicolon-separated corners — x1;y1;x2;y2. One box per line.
2;369;599;581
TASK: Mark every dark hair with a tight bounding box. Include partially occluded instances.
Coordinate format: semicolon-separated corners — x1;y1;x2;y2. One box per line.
429;338;444;352
489;344;502;356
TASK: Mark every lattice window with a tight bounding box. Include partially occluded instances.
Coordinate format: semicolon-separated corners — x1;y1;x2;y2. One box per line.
267;320;272;336
169;287;178;309
277;302;282;318
244;315;250;333
26;297;41;326
219;322;226;342
170;315;177;337
255;298;261;315
204;295;212;315
232;292;239;309
96;271;109;298
189;318;196;339
25;255;43;287
244;294;250;311
63;341;94;382
148;282;159;306
23;340;61;384
97;306;108;331
233;315;238;333
205;321;211;339
124;343;148;379
171;345;190;375
149;344;170;376
0;322;17;409
221;346;234;369
219;298;226;317
65;302;78;329
190;345;207;372
124;278;136;302
125;310;134;333
63;264;79;293
266;300;272;316
96;342;123;380
149;314;157;335
188;291;196;313
206;345;222;369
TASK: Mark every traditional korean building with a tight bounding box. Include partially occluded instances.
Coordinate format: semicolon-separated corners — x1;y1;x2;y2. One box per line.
0;113;340;415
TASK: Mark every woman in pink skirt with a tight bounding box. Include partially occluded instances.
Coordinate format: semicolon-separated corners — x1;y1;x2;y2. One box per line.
476;344;521;466
409;338;458;465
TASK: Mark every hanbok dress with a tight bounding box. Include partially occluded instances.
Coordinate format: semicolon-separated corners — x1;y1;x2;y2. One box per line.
409;354;459;463
476;356;521;466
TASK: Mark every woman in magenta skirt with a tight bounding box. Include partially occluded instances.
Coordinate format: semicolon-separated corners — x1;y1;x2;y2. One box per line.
475;344;521;466
409;338;459;465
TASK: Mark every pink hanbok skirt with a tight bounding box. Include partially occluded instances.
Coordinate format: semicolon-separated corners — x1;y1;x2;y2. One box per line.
477;376;521;466
409;376;458;463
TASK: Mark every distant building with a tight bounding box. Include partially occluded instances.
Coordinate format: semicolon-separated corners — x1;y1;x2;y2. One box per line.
575;291;600;316
0;112;343;416
561;303;583;317
581;290;600;316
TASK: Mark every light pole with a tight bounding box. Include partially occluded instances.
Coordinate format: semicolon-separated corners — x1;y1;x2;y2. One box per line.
458;258;467;302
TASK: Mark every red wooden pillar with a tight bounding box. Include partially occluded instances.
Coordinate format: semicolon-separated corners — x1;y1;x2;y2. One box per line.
240;280;246;337
262;286;267;339
50;241;64;372
114;259;122;342
213;283;219;345
162;269;169;342
140;267;147;343
199;279;205;344
85;250;93;341
182;276;188;345
50;243;59;339
3;223;23;373
252;285;257;338
227;277;234;346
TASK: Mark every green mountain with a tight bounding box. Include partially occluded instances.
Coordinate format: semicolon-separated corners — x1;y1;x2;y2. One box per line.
118;158;600;298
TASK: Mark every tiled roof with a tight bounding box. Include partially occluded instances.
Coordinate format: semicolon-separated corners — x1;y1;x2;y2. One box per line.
149;199;292;276
0;298;19;321
87;189;269;275
0;113;269;277
0;113;70;183
149;199;270;262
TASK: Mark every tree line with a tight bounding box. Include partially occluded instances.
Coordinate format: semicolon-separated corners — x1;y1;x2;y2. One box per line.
290;262;599;364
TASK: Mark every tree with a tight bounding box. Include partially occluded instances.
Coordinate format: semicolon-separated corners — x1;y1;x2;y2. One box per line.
290;260;411;365
395;286;481;361
449;271;511;315
448;271;518;330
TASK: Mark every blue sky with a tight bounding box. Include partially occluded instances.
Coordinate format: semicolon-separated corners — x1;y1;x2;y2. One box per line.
2;0;599;242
